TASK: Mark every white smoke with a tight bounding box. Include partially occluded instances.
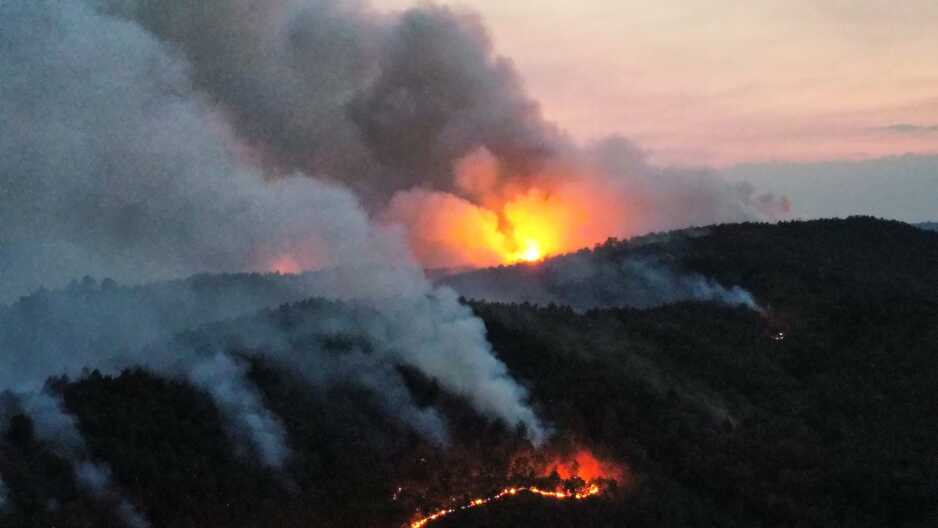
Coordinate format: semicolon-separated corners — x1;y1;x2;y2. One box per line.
0;1;782;507
186;354;290;467
442;251;759;312
0;0;546;484
96;0;789;263
13;389;149;527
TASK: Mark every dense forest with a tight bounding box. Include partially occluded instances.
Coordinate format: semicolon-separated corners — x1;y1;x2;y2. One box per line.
1;217;937;527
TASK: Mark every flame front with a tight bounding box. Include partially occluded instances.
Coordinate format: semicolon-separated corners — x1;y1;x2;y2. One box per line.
500;190;570;263
405;448;624;528
408;483;602;528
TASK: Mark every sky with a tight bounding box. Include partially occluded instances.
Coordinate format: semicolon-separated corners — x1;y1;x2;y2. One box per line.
377;0;938;166
374;0;938;221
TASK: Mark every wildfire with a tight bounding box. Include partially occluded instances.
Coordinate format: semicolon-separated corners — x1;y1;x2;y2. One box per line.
269;254;302;274
408;483;602;528
405;448;624;528
543;449;625;482
384;149;632;270
500;189;570;264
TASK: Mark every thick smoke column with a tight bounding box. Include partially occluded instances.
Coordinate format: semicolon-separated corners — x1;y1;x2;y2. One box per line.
1;0;788;290
103;0;559;204
0;0;545;488
99;0;787;268
0;1;782;513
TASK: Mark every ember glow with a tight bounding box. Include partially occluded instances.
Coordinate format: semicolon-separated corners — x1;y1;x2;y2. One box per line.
406;449;624;528
269;255;302;274
386;181;629;269
500;189;573;264
408;483;602;528
543;449;626;482
474;183;628;266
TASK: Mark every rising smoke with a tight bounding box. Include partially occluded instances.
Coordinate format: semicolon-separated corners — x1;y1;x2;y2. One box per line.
3;389;149;527
0;0;787;296
0;1;547;518
1;0;782;520
97;0;787;267
442;252;759;312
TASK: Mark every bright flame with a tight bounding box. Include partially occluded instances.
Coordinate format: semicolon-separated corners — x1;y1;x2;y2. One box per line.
514;239;543;263
386;163;632;269
543;450;625;482
405;449;624;528
500;189;576;263
408;483;602;528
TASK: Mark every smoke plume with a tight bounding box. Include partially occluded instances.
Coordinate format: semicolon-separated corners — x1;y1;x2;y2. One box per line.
0;0;784;508
96;0;787;268
8;389;149;527
442;253;759;312
0;0;546;489
186;354;291;468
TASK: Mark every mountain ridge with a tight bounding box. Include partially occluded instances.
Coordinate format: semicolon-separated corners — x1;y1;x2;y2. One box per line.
1;216;936;527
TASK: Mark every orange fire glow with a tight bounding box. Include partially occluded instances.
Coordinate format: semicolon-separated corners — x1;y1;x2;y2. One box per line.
500;189;572;263
386;183;628;269
408;483;602;528
384;148;633;270
259;239;330;275
543;449;626;482
269;254;302;274
406;449;624;528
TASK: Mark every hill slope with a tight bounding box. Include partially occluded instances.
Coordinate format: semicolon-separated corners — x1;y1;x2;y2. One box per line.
1;217;937;527
442;216;938;311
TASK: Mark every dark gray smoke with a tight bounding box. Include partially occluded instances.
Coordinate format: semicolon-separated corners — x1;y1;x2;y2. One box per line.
0;0;547;496
0;0;398;301
102;0;559;204
0;0;786;299
0;0;778;510
346;5;561;193
101;0;785;239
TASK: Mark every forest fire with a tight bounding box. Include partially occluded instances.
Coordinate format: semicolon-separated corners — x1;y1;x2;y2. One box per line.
386;183;628;269
543;449;626;482
499;190;572;264
405;449;624;528
408;483;602;528
269;254;302;274
384;148;631;270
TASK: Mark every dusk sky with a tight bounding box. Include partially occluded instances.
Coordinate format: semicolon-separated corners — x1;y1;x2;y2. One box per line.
374;0;938;221
378;0;938;168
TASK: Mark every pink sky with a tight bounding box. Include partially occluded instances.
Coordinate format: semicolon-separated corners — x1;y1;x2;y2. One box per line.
376;0;938;167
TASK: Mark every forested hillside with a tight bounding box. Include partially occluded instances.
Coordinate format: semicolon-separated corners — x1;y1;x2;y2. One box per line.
1;217;936;527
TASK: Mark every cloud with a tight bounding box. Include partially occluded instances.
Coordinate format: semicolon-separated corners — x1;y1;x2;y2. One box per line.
872;124;938;134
